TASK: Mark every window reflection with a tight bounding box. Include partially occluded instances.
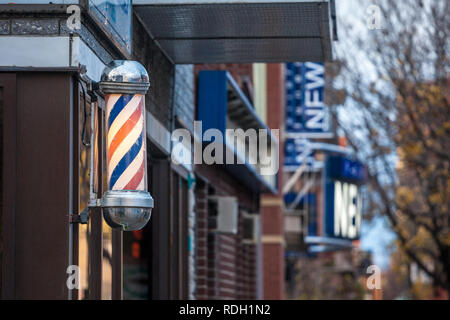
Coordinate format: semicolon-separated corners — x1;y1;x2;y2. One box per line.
78;89;92;300
102;117;113;299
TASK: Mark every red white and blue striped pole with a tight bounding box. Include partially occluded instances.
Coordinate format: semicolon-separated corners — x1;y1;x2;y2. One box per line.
99;60;153;231
106;93;146;191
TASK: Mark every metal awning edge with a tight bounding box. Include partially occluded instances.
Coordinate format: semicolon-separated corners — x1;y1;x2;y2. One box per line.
134;0;330;5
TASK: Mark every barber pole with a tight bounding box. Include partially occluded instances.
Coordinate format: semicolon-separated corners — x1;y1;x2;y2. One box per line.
99;60;153;231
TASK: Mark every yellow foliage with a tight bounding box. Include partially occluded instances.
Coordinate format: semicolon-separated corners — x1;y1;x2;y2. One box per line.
428;193;443;205
438;233;450;247
402;142;423;157
396;186;415;205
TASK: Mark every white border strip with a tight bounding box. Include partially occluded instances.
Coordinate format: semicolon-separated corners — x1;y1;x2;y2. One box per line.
0;36;74;68
134;0;327;4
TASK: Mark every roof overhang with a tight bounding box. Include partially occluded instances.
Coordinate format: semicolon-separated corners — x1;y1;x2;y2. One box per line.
133;0;336;64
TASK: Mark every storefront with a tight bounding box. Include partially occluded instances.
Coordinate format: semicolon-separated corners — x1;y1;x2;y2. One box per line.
0;1;336;299
0;1;181;299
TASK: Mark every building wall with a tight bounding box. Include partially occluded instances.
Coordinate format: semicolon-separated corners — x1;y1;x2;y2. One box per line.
132;15;174;131
194;173;259;300
132;17;198;300
0;5;184;299
0;12;115;64
193;63;283;300
193;180;209;299
261;64;285;299
0;10;176;135
194;159;260;300
174;64;195;133
1;72;74;299
253;63;267;123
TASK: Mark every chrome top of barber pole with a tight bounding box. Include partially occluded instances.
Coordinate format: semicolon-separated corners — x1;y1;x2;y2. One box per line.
99;60;153;231
100;60;150;94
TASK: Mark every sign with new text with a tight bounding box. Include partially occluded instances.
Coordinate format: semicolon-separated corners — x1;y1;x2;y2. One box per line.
285;62;333;139
324;155;365;240
283;138;315;171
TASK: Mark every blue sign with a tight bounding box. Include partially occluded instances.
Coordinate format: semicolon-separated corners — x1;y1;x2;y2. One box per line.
324;155;365;240
285;62;332;138
324;180;362;240
283;138;314;170
327;155;366;183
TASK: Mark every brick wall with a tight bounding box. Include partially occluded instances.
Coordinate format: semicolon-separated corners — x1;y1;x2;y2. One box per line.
196;164;257;210
238;211;257;299
193;63;285;300
261;64;285;300
194;171;259;300
194;180;209;299
261;205;285;299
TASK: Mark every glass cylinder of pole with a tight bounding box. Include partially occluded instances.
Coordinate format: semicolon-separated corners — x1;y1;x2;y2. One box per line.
105;92;147;191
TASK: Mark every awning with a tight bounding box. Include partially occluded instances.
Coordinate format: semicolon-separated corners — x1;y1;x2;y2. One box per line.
197;70;278;194
133;0;337;64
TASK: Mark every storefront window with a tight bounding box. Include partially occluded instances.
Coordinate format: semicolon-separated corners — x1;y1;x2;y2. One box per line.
77;88;117;300
123;228;150;299
78;86;92;299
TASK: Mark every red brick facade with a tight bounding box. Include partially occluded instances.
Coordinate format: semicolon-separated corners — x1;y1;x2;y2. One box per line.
193;63;285;300
261;64;285;300
194;170;259;300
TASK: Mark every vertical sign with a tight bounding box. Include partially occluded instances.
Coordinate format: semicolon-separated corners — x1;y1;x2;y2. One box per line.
324;155;366;240
285;62;333;138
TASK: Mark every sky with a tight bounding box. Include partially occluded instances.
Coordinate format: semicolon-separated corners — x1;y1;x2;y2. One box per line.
335;0;397;270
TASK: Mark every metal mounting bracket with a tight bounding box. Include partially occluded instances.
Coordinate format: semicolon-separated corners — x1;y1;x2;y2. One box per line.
69;207;90;224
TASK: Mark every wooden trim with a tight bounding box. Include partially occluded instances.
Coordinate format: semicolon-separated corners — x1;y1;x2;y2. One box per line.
169;170;177;298
182;178;189;299
261;235;284;245
0;67;79;73
260;197;284;207
71;75;80;300
151;159;171;299
10;72;72;298
1;73;17;299
88;99;103;300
